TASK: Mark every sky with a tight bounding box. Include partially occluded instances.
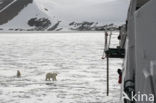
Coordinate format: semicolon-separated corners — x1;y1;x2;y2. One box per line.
35;0;130;25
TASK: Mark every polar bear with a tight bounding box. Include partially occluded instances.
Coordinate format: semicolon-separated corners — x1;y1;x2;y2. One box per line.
45;72;57;81
17;70;21;78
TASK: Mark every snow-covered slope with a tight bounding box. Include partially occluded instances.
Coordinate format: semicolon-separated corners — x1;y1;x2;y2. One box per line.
0;0;64;31
0;0;129;31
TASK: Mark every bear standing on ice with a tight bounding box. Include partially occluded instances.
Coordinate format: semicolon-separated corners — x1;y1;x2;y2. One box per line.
17;70;21;78
45;72;57;81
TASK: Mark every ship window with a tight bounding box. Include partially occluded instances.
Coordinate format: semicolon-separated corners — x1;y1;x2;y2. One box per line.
136;0;150;10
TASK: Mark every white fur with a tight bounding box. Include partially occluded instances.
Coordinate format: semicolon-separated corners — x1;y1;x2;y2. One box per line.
45;72;57;81
17;70;21;78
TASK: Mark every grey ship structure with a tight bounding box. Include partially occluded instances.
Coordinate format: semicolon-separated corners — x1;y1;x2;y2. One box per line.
119;0;156;102
104;0;156;102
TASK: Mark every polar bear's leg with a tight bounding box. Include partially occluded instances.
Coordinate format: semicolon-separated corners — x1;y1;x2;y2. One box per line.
46;76;49;81
52;76;56;81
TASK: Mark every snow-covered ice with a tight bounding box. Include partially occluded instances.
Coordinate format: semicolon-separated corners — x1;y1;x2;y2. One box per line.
0;33;122;103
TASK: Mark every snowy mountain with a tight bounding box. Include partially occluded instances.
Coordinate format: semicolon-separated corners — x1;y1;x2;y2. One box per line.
0;0;129;31
0;0;64;31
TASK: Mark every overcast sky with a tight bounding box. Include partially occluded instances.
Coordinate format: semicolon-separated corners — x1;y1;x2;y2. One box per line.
36;0;130;24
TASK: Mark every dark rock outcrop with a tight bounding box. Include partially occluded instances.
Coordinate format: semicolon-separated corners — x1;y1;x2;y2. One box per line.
69;21;94;31
0;0;33;25
48;21;61;31
28;17;51;31
69;21;118;31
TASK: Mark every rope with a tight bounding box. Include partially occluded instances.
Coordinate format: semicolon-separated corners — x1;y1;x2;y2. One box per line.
101;29;110;96
101;30;108;59
108;29;112;49
106;56;109;96
105;31;108;50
